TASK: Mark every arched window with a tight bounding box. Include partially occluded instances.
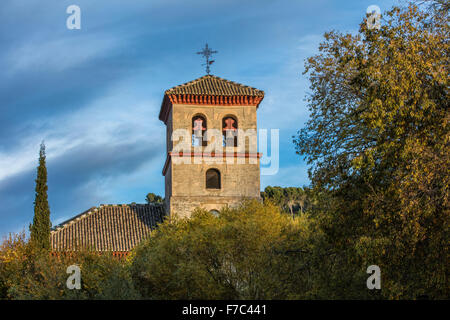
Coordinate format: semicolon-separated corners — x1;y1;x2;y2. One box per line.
192;115;207;146
206;168;221;189
222;116;238;147
209;209;220;216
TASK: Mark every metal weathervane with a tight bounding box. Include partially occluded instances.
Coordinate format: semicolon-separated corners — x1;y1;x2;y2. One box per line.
197;43;217;75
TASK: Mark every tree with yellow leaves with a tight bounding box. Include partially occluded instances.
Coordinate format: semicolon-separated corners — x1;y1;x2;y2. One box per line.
294;2;448;298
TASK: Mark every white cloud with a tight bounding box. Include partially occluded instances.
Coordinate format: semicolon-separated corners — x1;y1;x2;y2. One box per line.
0;79;164;182
5;34;120;75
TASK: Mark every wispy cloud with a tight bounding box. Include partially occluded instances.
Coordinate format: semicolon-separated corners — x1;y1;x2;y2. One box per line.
5;35;121;75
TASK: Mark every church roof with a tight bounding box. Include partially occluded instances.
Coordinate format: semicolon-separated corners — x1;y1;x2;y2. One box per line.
164;74;264;97
159;75;264;123
51;204;166;252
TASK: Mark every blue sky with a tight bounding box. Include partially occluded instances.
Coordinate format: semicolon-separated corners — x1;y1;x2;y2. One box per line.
0;0;399;238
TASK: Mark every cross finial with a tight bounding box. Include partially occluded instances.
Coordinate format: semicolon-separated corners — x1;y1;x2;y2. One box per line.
196;43;218;75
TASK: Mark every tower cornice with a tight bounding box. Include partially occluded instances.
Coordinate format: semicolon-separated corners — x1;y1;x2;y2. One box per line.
158;75;265;124
159;94;263;124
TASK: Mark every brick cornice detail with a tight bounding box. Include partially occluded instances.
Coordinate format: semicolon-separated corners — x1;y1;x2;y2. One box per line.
50;251;129;258
169;94;262;106
159;94;264;124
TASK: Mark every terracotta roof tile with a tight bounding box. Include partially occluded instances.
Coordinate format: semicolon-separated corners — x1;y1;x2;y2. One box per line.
51;204;166;252
165;74;264;97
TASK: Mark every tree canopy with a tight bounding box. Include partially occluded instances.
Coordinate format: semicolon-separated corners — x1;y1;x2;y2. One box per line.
145;193;164;204
130;200;317;299
293;3;449;299
261;186;312;216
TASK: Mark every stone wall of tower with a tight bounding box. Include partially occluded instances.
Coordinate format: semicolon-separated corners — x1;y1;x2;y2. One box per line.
168;159;260;219
164;103;261;219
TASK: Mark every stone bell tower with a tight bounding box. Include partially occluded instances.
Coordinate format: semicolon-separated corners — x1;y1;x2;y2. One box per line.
159;74;264;218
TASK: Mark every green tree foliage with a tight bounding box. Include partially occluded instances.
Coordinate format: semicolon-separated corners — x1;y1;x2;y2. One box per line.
0;233;140;300
261;186;311;216
293;3;449;299
145;192;164;204
0;201;369;300
130;201;316;299
29;142;51;251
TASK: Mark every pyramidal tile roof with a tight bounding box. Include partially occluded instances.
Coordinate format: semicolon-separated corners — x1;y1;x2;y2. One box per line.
51;204;166;252
164;74;264;97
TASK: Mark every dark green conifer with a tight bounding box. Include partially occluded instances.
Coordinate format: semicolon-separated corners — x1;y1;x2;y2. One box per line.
29;141;51;250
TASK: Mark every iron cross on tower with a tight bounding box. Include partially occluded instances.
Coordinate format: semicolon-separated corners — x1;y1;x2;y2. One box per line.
197;43;218;75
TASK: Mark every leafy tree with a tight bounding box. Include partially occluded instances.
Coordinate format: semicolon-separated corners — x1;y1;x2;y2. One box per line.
261;186;311;216
130;200;315;299
145;193;163;204
0;233;139;300
29;142;51;250
261;186;285;207
294;3;449;298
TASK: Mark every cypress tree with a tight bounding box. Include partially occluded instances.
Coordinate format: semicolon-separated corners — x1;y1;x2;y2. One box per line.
29;141;51;250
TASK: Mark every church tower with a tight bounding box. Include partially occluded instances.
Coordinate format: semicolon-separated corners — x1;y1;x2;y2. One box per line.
159;74;264;218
